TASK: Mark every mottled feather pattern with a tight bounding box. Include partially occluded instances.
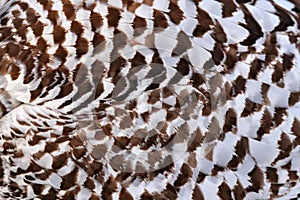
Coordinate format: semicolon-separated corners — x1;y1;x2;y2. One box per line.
0;0;300;199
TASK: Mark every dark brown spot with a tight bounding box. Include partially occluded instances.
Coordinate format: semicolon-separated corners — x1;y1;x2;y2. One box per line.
218;182;233;200
52;153;69;170
119;188;134;200
153;9;168;29
63;0;75;20
61;168;78;190
75;37;89;57
71;21;84;35
53;26;66;44
90;11;103;31
107;7;121;27
192;185;204;200
168;2;184;25
246;165;264;192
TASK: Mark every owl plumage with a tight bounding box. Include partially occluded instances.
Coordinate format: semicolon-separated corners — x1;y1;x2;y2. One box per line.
0;0;300;199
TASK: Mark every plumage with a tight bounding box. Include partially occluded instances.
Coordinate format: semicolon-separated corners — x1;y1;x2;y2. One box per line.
0;0;300;199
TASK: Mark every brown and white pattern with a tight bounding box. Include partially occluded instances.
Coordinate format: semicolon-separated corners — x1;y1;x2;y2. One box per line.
0;0;300;199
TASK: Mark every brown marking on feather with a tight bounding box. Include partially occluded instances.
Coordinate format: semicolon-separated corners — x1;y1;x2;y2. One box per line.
261;83;270;105
190;73;205;89
36;171;51;181
71;21;84;35
90;194;101;200
153;9;168;29
218;0;238;17
266;167;278;183
75;36;89;57
44;142;59;153
289;92;300;106
114;136;130;149
37;37;47;53
193;7;213;37
93;32;106;51
52;153;69;170
233;181;246;200
26;8;38;24
192;185;204;200
6;42;20;57
9;64;20;80
14;20;28;40
87;161;103;176
48;10;59;25
61;168;78;190
56;82;73;99
232;75;246;96
18;2;29;10
140;190;153;200
257;108;272;139
273;108;286;127
292;118;300;136
119;188;134;200
289;170;299;181
239;4;263;46
143;0;154;6
0;27;13;41
148;89;160;104
37;0;53;10
174;163;192;187
30;84;43;102
175;58;190;76
168;1;184;25
90;11;103;31
32;21;44;37
128;2;142;13
246;165;264;192
130;52;146;68
213;20;227;43
166;110;179;121
272;3;295;32
32;184;44;195
162;184;177;199
63;0;75;20
116;172;131;182
211;43;224;66
29;135;47;145
282;53;294;71
224;45;238;72
55;45;68;62
39;53;50;65
228;137;249;169
270;183;284;197
262;33;278;64
218;182;233;200
211;165;225;176
223;108;237;132
141;111;150;123
84;177;96;190
133;16;147;36
3;142;15;151
70;137;84;148
188;128;203;152
108;56;126;77
53;26;66;44
272;62;283;84
107;7;121;27
102;176;117;200
62;190;78;199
